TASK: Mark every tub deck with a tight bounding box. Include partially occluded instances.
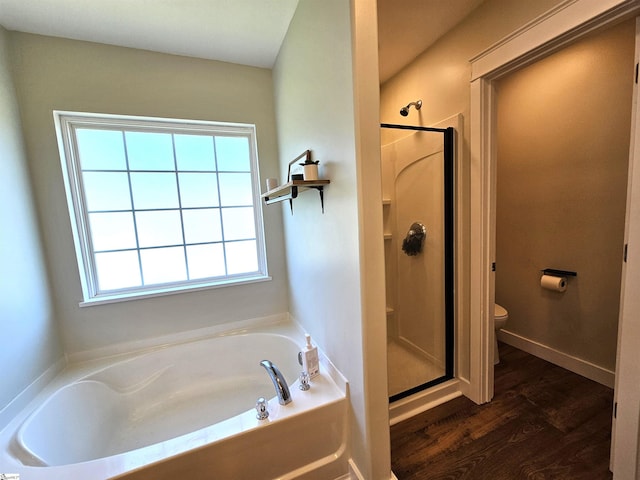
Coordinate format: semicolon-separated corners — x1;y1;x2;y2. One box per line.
0;320;348;479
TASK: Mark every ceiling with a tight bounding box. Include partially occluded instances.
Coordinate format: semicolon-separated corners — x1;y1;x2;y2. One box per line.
0;0;483;81
0;0;300;68
377;0;486;83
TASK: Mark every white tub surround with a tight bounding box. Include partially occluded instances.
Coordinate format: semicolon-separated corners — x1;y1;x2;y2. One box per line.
0;320;349;480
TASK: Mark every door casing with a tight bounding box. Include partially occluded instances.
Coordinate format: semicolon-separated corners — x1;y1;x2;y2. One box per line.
469;0;640;476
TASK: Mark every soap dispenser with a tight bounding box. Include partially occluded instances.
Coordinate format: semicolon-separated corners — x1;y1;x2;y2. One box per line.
301;334;320;379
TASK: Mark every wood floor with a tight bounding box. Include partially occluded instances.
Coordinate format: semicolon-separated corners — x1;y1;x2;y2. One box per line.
391;343;614;479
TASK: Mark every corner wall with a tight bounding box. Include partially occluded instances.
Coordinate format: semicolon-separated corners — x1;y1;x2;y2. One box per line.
0;26;62;422
7;32;289;356
273;0;389;477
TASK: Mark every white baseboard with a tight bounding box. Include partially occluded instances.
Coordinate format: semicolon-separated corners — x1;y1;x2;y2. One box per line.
344;460;397;480
497;329;615;388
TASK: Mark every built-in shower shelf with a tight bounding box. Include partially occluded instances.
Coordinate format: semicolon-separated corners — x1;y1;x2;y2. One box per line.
383;199;392;240
261;180;330;213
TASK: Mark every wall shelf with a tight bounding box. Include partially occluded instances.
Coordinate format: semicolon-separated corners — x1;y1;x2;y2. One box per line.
261;179;330;213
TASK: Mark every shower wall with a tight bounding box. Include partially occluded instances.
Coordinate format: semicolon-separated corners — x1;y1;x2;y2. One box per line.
382;131;445;368
495;19;635;375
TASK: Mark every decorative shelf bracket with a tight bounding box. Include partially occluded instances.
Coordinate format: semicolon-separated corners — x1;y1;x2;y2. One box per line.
262;180;329;213
261;151;329;214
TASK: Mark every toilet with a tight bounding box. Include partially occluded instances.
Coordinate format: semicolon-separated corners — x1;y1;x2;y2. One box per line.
494;304;509;364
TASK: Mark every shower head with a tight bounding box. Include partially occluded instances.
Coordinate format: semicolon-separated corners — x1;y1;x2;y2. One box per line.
400;100;422;117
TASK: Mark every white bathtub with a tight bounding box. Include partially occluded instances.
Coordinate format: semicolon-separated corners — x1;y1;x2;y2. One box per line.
0;320;348;479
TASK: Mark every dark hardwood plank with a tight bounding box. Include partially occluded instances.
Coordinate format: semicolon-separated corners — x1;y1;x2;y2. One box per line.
391;343;614;479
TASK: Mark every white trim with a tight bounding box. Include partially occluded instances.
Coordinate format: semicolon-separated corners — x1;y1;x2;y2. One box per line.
0;356;66;432
451;112;470;401
78;274;272;307
611;16;640;479
389;379;462;426
469;0;640;405
469;77;495;404
53;110;268;304
470;0;640;80
498;330;615;388
346;459;397;480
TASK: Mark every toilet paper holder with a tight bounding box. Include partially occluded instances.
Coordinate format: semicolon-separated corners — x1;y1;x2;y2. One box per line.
541;268;577;277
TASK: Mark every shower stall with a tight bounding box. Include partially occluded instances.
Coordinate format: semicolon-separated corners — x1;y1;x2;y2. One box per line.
381;122;454;402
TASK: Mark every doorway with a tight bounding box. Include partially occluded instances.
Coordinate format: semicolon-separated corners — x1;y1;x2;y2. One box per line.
493;18;633;386
468;0;640;405
469;0;640;476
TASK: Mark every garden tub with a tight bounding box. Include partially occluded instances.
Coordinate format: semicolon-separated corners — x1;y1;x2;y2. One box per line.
0;320;348;479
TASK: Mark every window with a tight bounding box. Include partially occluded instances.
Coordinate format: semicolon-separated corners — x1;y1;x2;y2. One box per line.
54;112;268;304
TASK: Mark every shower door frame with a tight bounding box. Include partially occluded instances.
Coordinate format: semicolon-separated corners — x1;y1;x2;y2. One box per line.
381;123;455;402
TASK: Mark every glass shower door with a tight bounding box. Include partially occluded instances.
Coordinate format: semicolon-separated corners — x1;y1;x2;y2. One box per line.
381;124;454;402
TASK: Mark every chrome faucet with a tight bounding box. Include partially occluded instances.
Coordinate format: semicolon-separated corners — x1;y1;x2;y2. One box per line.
260;359;292;405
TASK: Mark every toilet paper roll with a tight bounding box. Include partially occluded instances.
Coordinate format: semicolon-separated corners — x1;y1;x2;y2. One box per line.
540;274;567;292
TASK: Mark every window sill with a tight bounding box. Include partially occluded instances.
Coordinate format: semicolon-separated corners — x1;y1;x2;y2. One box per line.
79;275;272;307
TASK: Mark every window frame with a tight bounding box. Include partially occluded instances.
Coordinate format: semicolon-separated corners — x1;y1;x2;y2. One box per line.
53;111;269;306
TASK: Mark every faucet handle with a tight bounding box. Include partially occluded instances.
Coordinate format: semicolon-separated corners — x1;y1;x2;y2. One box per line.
299;371;311;391
256;397;269;420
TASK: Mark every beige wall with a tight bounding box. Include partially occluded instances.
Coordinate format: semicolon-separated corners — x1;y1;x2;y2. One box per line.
4;5;392;475
7;32;288;356
380;0;566;383
495;19;634;371
0;26;62;420
273;0;389;477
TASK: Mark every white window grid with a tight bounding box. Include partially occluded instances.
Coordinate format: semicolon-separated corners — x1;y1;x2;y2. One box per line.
54;111;268;304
